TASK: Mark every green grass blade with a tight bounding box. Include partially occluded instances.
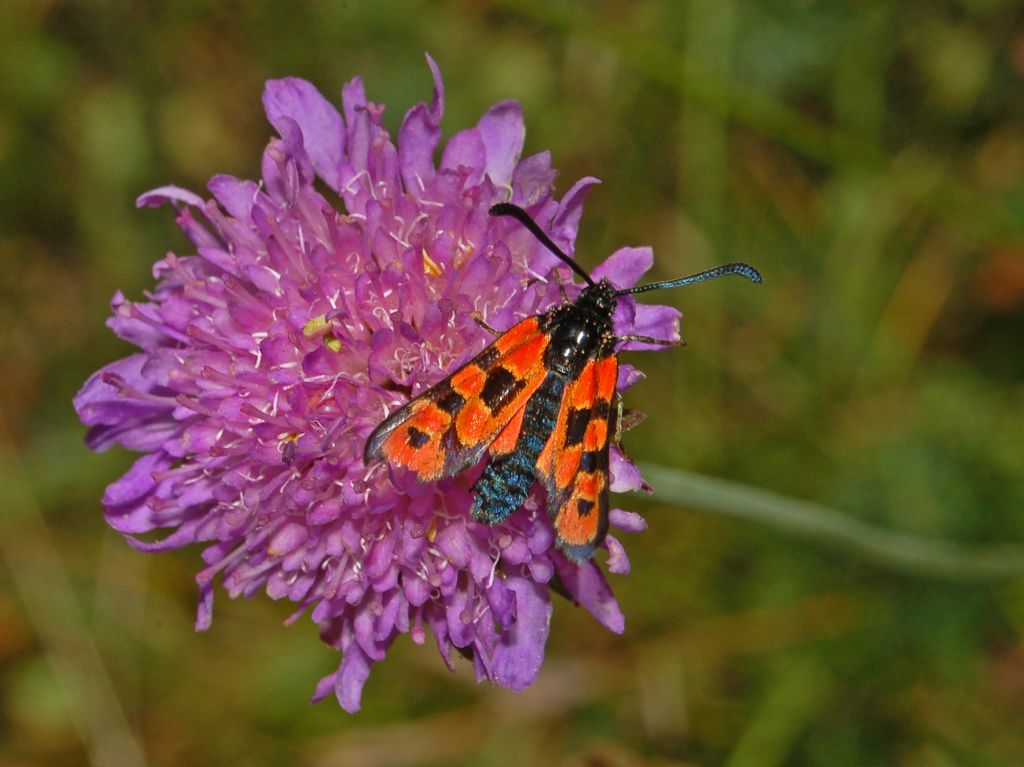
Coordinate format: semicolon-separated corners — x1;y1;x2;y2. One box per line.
640;462;1024;581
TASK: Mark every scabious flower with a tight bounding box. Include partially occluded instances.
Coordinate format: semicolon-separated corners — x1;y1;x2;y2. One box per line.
74;56;679;712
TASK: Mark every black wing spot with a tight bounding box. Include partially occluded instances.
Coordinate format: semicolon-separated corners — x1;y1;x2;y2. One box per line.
476;346;500;369
406;427;430;449
480;367;524;413
435;386;466;416
576;498;595;518
578;450;599;472
565;408;591;447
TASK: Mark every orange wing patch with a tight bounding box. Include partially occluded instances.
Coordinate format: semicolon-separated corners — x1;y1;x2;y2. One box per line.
376;400;449;479
488;405;527;457
552;460;609;558
537;354;617;560
363;316;550;481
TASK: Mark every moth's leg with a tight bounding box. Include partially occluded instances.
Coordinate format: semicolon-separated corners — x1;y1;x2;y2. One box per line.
618;406;647;435
607;394;654;494
554;269;570;303
611;393;646;459
608;396;634;465
470;312;501;336
615;334;679;347
611;395;639;446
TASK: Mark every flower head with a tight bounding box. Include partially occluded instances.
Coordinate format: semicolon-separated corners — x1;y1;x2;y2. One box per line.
74;56;678;711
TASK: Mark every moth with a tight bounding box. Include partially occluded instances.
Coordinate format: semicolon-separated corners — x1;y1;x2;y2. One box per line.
364;203;761;561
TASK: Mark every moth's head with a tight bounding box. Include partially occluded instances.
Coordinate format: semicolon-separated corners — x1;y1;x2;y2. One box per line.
577;279;618;316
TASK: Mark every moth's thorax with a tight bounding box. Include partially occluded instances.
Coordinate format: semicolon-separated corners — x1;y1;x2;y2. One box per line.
542;280;617;377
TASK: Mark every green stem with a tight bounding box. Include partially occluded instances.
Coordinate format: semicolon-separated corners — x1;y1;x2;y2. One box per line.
639;463;1024;581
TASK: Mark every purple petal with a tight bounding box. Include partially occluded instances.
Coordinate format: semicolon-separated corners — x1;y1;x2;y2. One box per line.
427;608;455;671
75;356;177;452
634;303;682;338
259;118;314;201
74;354;149;424
530;177;599;274
402;572;431;607
490;574;552;690
171;205;221;249
591;246;653;290
341;76;367;132
398;54;444;191
136;185;205;209
435;519;471;567
609;508;648;533
440;128;486;186
364;532;396;580
267;522;308;557
617;364;646;391
311;671;337;703
195;581;214;631
85;417;177;454
555;559;624;634
477;100;524;187
616;303;681;350
263;78;345;192
101;452;167;510
307;496;343;525
609;447;644;492
335;645;373;713
123;516;205;553
512;151;557;206
552;176;600;240
484;577;517;630
353;606;386;660
445;584;475;648
373;590;401;641
340;77;370;190
527;557;553;583
605;535;631;574
207;174;259;220
106;292;169;350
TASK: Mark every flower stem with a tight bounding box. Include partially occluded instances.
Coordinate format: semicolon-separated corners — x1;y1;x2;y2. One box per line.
639;463;1024;581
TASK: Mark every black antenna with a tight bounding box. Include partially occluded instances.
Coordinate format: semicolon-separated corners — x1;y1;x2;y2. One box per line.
617;262;763;296
489;203;597;287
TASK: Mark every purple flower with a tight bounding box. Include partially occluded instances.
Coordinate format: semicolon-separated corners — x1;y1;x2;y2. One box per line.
74;56;677;712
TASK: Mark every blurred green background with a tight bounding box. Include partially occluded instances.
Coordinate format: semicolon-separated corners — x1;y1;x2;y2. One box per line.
3;1;1024;765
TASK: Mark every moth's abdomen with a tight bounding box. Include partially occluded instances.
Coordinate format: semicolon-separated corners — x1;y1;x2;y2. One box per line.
472;374;566;524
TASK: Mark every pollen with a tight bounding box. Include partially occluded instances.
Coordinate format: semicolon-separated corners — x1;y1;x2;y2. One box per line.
303;315;331;337
422;249;443;277
302;315;343;352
